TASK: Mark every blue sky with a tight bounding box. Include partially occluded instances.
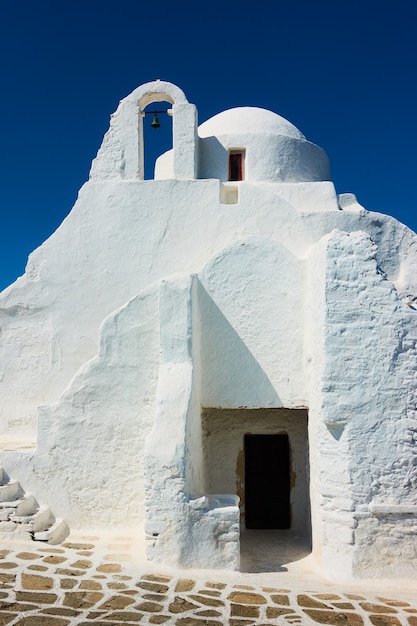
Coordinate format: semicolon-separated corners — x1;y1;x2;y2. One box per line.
0;0;416;291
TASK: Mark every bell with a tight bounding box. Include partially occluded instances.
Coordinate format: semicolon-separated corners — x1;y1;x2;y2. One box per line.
150;113;161;129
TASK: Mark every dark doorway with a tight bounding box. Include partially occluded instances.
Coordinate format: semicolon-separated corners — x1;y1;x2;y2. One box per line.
244;434;290;529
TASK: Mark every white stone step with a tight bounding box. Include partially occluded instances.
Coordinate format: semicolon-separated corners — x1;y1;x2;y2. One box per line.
30;505;55;532
34;518;69;544
0;480;21;502
16;494;38;516
0;494;38;515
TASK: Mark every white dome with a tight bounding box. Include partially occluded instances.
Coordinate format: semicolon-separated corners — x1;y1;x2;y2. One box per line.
198;107;305;140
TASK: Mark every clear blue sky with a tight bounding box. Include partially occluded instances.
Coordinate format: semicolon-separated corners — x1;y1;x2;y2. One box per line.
1;0;416;291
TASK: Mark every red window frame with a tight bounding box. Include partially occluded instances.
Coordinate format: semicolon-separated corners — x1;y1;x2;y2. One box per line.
228;150;245;181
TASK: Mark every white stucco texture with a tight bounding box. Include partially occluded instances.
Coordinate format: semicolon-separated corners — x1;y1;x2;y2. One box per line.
0;80;416;579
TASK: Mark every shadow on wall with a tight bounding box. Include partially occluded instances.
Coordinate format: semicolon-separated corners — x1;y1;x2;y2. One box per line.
198;136;229;181
197;283;281;407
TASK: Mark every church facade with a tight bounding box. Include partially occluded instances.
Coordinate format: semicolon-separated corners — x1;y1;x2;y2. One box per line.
0;80;416;580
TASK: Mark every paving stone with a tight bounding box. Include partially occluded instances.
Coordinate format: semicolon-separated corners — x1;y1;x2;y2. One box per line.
16;591;58;604
149;617;171;624
360;604;398;614
0;562;17;569
101;611;143;621
113;575;132;580
63;591;104;608
408;618;417;626
76;550;94;556
169;596;200;613
175;618;222;626
55;568;86;576
262;586;279;592
98;594;136;610
228;591;267;605
60;578;77;589
175;579;196;592
229;620;256;626
39;607;80;616
271;593;290;605
297;595;330;609
21;573;54;590
70;559;93;569
142;574;172;583
122;590;139;596
85;611;106;619
104;553;131;562
196;588;222;597
205;582;226;590
332;602;356;610
78;622;113;626
234;585;255;590
108;581;128;589
0;602;38;611
96;563;121;573
346;595;366;601
189;594;225;607
80;580;102;590
0;592;9;598
0;614;15;626
369;617;402;626
303;610;364;625
43;556;67;564
0;573;15;584
315;595;343;601
0;550;11;557
137;580;169;593
266;606;297;618
231;603;260;618
28;564;49;571
377;599;411;607
194;610;222;617
61;542;95;550
142;593;167;601
136;600;164;612
14;618;70;626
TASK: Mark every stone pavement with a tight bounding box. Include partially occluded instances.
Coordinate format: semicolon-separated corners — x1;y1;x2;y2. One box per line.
0;531;416;625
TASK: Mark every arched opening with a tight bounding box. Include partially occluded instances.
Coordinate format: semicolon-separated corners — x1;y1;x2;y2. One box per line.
142;100;173;180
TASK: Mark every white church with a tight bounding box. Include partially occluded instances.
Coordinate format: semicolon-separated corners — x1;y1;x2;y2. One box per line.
0;80;416;580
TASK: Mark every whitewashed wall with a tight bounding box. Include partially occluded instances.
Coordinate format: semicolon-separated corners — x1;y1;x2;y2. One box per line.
1;81;417;579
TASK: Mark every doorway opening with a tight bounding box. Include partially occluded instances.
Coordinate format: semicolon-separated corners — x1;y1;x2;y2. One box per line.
202;407;311;571
244;433;290;529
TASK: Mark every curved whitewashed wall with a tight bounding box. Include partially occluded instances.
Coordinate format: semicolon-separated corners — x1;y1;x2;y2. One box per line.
198;237;304;407
156;107;330;182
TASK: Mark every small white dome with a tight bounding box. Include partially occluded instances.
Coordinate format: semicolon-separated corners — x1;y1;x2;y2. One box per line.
198;107;305;140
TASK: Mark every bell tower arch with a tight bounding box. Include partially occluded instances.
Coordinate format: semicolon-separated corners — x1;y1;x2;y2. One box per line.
90;80;198;181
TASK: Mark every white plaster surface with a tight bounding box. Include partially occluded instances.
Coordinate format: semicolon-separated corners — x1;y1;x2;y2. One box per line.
1;80;417;579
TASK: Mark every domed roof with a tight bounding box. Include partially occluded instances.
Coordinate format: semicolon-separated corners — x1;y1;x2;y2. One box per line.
198;107;305;140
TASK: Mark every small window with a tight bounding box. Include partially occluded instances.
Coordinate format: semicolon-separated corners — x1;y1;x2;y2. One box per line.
228;150;245;181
